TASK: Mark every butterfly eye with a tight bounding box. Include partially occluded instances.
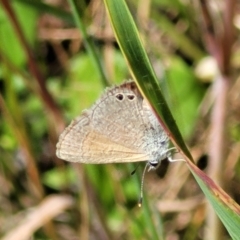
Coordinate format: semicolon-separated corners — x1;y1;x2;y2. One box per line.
127;94;135;100
149;161;159;169
115;93;124;101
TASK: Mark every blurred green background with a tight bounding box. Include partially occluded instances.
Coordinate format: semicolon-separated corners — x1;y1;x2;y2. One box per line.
0;0;240;240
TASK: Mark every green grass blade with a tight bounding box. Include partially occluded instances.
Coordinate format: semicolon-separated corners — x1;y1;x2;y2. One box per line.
104;0;192;161
188;161;240;240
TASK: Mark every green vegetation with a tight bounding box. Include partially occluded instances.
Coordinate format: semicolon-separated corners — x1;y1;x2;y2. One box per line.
0;0;240;239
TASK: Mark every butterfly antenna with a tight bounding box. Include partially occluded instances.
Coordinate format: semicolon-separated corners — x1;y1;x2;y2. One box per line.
138;163;149;207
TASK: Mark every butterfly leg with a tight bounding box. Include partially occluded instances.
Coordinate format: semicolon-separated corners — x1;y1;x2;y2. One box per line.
166;148;186;163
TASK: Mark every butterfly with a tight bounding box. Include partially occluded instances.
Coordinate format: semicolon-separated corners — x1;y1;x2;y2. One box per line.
56;81;171;170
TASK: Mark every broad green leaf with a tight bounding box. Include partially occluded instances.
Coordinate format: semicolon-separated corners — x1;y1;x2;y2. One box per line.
0;1;38;67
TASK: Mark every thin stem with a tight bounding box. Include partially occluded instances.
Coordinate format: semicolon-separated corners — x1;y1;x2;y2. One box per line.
68;0;109;87
198;0;222;67
205;75;230;240
221;0;236;75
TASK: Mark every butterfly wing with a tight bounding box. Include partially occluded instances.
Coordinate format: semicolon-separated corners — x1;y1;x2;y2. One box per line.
56;113;148;163
56;81;170;164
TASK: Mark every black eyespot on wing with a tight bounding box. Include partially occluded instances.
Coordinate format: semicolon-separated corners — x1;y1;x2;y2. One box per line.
127;94;135;100
116;93;124;101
